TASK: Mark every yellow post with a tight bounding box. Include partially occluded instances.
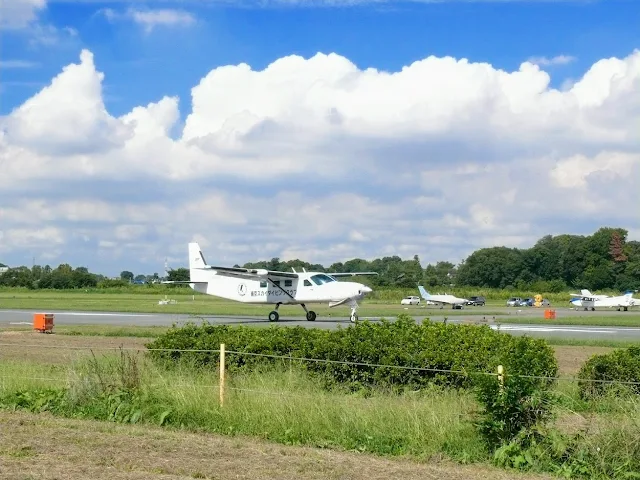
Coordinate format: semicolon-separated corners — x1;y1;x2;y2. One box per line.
219;343;226;407
497;364;504;393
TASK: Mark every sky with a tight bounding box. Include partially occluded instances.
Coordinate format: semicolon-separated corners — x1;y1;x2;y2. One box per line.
0;0;639;277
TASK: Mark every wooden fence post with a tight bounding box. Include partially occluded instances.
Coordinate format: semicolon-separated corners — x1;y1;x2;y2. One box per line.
497;364;504;394
219;343;226;407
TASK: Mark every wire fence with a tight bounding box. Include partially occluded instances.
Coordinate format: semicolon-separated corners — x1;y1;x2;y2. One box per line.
2;341;639;387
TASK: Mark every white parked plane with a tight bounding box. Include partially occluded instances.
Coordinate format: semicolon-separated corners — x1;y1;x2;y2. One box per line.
569;289;609;308
573;291;639;312
418;285;468;309
163;242;377;323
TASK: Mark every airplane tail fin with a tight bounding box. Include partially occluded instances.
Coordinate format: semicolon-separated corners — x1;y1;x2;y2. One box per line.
189;242;208;270
418;285;431;299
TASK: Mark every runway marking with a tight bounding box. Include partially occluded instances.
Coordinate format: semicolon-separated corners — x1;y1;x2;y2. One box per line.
0;310;154;317
57;312;155;317
492;325;618;334
9;322;31;325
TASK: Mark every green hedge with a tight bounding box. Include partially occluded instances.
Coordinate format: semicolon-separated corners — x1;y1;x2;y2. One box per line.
145;314;558;392
577;346;640;399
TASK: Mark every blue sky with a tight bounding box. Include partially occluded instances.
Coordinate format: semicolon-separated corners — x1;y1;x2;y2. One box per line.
3;0;639;116
1;0;639;276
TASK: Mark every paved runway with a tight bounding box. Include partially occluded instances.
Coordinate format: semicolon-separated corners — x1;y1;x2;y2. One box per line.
2;308;640;342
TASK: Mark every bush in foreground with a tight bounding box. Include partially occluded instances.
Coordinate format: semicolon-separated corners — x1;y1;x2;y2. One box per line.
146;314;559;449
145;314;558;393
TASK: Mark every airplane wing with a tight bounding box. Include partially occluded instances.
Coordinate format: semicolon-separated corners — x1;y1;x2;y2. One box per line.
327;272;378;277
162;280;208;284
208;266;299;278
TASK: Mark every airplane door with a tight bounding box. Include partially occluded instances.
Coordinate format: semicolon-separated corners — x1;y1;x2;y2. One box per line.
302;279;315;300
582;297;595;310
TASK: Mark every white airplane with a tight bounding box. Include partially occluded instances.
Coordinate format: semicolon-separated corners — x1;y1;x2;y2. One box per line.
418;285;468;309
573;291;640;312
569;289;610;308
163;242;377;323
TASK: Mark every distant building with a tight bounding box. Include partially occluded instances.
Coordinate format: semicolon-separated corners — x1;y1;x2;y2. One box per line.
0;267;9;274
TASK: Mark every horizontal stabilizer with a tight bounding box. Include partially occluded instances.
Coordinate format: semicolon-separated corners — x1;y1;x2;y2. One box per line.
161;281;208;285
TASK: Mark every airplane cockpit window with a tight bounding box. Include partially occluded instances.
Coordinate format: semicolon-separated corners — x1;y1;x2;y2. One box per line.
310;274;336;285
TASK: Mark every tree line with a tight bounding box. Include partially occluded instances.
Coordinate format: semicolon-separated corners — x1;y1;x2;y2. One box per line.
1;227;638;292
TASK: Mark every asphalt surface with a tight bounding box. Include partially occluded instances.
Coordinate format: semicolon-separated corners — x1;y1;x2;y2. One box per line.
1;308;640;341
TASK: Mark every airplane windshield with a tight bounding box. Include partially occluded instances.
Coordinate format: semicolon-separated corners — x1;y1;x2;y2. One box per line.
310;274;336;285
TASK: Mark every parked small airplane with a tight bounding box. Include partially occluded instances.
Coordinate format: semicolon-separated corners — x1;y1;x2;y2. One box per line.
572;291;639;311
417;286;468;309
163;242;377;322
569;289;610;308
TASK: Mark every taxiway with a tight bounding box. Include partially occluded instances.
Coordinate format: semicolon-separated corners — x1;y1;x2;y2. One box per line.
1;308;640;342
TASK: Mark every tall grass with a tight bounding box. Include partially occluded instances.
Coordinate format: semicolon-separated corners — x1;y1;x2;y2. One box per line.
0;351;486;462
2;349;640;477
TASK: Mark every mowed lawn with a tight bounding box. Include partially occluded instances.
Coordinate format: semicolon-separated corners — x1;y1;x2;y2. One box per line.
2;290;640;327
0;290;503;317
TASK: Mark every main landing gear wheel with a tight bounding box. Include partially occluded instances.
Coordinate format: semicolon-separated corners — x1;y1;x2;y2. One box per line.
268;311;279;322
300;304;316;321
350;314;358;323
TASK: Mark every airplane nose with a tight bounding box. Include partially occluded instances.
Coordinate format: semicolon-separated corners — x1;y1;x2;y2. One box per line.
361;286;372;294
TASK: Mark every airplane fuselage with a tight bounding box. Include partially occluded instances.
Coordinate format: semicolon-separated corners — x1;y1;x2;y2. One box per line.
190;271;370;306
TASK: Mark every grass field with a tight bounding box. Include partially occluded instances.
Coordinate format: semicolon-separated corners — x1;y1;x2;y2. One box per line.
3;289;640;326
0;289;510;317
0;323;637;350
497;315;640;327
1;328;639;479
0;327;640;480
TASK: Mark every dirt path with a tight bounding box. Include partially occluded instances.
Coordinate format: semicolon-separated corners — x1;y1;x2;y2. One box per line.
0;411;552;480
0;331;151;364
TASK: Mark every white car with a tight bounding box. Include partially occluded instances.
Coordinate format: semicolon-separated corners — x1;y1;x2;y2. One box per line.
401;296;421;305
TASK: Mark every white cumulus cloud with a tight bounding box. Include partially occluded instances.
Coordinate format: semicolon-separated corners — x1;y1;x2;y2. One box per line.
0;47;639;274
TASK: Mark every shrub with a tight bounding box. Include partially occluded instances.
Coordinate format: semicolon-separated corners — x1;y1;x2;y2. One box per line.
146;314;557;395
577;346;640;399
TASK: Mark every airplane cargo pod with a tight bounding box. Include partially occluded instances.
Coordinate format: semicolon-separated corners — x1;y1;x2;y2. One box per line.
33;313;54;333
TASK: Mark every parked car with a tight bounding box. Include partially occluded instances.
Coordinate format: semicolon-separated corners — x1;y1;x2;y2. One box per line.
400;295;421;305
506;297;522;307
466;295;486;306
519;298;534;307
541;298;551;306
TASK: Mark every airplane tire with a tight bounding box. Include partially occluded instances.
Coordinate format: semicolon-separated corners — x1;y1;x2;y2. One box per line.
306;311;316;321
268;311;279;322
350;314;358;323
